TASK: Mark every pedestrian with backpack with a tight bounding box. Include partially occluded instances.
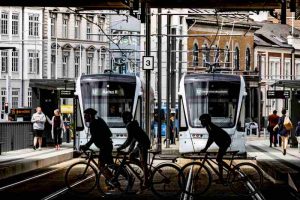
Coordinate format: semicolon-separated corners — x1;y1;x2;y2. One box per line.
276;109;293;155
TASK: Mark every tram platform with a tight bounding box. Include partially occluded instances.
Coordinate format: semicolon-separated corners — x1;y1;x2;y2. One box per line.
0;139;180;181
0;135;300;193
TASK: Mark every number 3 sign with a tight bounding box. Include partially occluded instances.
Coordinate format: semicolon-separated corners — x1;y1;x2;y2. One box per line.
142;56;154;70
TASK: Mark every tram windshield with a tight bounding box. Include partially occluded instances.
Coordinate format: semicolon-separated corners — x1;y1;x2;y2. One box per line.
81;81;135;128
185;81;240;128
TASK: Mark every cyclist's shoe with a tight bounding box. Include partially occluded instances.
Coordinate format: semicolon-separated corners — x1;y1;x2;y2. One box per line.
106;179;121;188
215;179;227;186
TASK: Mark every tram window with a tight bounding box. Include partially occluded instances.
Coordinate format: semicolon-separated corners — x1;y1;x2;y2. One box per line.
75;97;84;131
179;97;188;131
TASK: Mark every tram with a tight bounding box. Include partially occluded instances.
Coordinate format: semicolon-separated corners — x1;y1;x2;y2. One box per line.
74;72;153;150
178;73;247;156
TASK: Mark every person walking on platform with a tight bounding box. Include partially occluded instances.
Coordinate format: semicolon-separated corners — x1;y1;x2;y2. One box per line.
47;109;65;150
31;107;46;150
267;110;279;147
275;109;293;155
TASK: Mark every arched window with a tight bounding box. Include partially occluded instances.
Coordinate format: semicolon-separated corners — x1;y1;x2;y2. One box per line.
192;43;199;67
213;45;220;67
234;47;240;70
246;48;251;71
224;45;230;68
202;43;210;67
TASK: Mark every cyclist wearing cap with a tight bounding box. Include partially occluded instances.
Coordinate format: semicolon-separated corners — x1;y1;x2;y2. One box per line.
80;108;114;170
199;113;232;183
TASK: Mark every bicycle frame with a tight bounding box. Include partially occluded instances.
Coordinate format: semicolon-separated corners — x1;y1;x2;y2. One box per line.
195;151;238;181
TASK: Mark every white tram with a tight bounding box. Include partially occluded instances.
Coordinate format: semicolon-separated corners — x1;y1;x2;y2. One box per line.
178;73;247;156
74;73;153;150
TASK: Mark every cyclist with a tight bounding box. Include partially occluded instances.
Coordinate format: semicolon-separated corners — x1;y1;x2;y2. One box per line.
117;111;151;191
80;108;115;182
199;113;232;183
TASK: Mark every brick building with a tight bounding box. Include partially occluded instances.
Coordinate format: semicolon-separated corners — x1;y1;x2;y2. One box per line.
186;12;261;124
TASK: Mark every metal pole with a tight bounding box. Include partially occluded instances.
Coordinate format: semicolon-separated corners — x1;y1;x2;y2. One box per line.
166;12;171;148
281;0;286;24
178;39;183;142
145;5;151;142
157;8;162;152
171;27;176;145
258;54;262;137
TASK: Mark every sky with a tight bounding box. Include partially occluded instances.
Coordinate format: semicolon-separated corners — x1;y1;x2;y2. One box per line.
249;11;269;22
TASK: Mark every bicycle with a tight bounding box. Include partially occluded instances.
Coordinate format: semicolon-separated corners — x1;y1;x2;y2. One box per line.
179;150;263;197
64;147;130;196
98;149;182;198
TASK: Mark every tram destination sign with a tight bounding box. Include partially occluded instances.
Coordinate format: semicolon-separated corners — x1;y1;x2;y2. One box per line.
267;90;290;99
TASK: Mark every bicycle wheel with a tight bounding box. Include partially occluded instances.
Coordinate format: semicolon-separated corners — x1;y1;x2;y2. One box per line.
150;163;182;198
97;164;130;196
228;162;263;196
65;161;98;195
126;160;144;194
179;162;212;197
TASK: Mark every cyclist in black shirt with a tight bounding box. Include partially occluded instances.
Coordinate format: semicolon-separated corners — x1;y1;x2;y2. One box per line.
80;108;113;171
199;114;232;183
117;111;151;190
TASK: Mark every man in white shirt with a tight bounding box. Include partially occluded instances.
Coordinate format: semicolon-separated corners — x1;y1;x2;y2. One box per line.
31;107;46;150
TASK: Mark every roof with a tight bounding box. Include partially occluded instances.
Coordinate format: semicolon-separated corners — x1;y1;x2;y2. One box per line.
187;11;261;30
0;0;281;10
29;79;75;90
271;80;300;89
254;23;300;48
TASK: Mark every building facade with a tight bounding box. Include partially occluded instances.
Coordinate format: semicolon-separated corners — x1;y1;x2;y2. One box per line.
186;12;261;123
140;9;189;107
254;23;300;126
0;7;112;120
109;14;141;75
0;7;43;120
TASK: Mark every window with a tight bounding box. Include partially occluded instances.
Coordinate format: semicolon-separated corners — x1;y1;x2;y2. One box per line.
98;17;104;41
86;16;93;40
12;13;19;35
50;14;56;37
224;46;230;68
1;51;8;72
245;48;251;71
28;51;39;73
296;62;300;80
192;43;199;67
62;55;68;77
234;47;240;70
1;12;8;35
12;50;18;72
51;53;56;79
12;89;19;108
1;89;6;111
202;44;210;67
214;45;220;67
269;59;280;79
28;88;32;107
284;60;291;79
87;56;93;74
29;14;39;36
62;15;69;38
75;56;79;78
99;53;106;71
74;17;80;39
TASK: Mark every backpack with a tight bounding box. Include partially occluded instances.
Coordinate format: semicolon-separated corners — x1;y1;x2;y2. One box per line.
283;116;293;131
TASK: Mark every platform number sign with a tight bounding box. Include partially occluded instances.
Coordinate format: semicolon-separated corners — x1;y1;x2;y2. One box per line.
143;56;154;70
